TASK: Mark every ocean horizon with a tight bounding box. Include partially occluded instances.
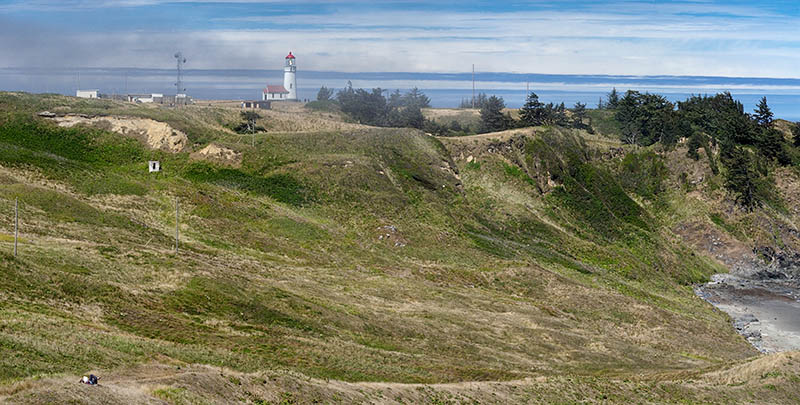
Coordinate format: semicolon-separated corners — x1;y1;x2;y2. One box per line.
2;67;799;121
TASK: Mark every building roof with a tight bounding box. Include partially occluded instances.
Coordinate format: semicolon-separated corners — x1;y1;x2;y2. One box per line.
264;85;289;94
285;52;295;59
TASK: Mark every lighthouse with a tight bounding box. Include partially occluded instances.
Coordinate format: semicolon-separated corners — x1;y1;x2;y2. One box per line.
283;51;297;101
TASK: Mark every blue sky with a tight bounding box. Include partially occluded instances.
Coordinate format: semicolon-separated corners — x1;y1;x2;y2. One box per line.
1;0;799;77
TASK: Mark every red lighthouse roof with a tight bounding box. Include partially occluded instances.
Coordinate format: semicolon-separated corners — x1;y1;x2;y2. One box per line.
264;85;289;94
285;52;295;59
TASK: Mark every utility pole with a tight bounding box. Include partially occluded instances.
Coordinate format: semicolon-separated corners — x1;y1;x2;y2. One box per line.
175;196;179;254
472;64;475;109
14;197;18;257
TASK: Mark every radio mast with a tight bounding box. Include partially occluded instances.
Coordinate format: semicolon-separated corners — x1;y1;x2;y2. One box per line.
174;52;187;95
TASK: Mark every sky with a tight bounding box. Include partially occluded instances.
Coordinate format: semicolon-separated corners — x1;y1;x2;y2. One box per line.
1;0;799;78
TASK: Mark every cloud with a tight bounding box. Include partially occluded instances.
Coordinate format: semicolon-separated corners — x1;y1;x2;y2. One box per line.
0;1;798;78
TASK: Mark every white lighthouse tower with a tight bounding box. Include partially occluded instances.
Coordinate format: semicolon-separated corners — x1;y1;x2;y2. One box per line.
283;51;297;101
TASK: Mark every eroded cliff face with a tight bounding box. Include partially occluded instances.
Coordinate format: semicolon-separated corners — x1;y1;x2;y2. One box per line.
47;114;189;153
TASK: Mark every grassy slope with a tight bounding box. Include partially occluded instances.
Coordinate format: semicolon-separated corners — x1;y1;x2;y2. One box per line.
0;92;798;403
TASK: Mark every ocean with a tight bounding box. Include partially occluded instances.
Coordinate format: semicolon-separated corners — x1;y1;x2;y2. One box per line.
2;67;799;121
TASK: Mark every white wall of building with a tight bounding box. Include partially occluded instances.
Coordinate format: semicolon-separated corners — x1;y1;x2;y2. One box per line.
263;92;287;101
284;56;297;101
76;90;98;99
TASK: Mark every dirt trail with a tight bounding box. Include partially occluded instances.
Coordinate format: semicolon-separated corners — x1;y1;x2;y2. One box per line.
437;127;537;143
1;363;529;404
6;354;800;404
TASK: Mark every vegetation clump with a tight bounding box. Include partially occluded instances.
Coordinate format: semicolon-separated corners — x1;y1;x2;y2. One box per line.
599;90;798;209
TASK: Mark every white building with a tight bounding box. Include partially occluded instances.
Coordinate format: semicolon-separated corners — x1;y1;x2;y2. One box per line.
263;85;289;101
127;93;164;103
76;89;99;99
283;51;297;100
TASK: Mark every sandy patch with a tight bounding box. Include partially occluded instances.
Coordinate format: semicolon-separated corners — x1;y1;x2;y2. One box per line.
190;143;243;167
49;115;189;153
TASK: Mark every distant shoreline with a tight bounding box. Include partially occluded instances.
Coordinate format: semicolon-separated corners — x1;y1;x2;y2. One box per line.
3;67;799;121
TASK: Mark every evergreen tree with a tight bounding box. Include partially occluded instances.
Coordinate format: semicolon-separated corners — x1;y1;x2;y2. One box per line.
722;146;762;209
753;96;774;128
519;92;545;126
459;92;488;109
480;96;509;133
556;102;568;126
571;102;589;130
606;88;620;109
403;87;431;108
400;104;425;129
316;86;334;101
687;132;704;161
387;89;403;109
614;90;677;146
793;122;800;148
678;92;756;145
336;84;387;126
757;127;792;165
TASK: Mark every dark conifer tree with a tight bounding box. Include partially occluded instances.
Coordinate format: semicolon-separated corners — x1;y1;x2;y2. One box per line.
793;122;800;148
316;86;334;101
687;132;704;161
754;96;774;128
571;102;589;130
519;92;544;126
606;88;620;109
480;96;509;133
723;145;761;209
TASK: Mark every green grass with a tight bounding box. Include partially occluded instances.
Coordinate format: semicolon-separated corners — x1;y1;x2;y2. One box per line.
0;184;139;229
552;162;650;241
4;92;797;404
165;277;319;332
502;162;536;187
305;100;341;113
587;108;622;139
183;162;312;206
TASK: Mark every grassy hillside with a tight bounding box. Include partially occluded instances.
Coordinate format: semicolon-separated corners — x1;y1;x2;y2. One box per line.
1;92;799;403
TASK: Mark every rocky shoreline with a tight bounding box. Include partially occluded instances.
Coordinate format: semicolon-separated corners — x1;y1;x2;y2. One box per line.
696;273;800;353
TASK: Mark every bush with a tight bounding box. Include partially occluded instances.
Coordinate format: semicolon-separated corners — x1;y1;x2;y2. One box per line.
618;151;668;200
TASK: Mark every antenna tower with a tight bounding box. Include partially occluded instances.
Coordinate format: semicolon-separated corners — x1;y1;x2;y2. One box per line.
472;64;475;109
174;52;187;95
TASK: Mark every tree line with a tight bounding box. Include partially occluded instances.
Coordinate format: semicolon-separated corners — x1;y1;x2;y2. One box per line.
601;88;800;209
312;83;434;130
312;83;800;209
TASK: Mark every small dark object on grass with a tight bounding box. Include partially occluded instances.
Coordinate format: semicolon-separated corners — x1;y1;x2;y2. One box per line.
80;374;100;385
